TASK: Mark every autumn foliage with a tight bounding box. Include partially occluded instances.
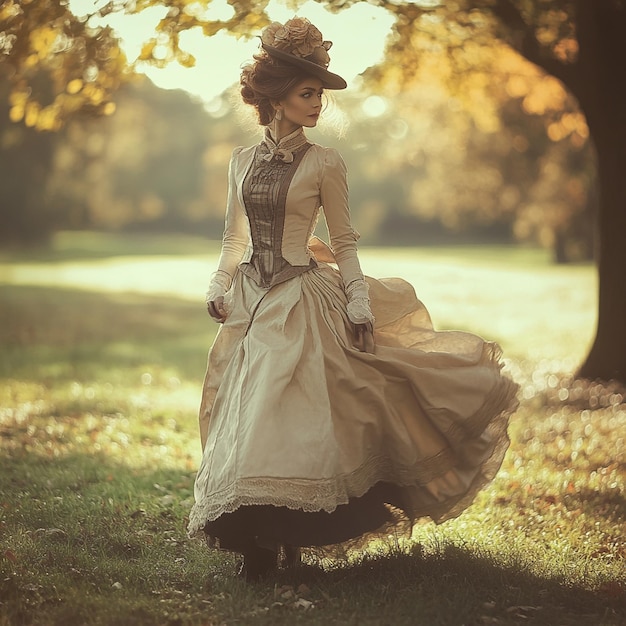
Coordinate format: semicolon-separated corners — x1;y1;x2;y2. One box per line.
0;0;126;131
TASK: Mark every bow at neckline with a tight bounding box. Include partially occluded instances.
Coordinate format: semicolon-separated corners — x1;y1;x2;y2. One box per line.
262;127;308;163
262;148;295;163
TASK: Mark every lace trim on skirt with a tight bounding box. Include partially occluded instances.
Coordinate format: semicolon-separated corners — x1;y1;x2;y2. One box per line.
187;366;515;539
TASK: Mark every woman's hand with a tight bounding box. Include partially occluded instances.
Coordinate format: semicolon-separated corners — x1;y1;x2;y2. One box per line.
207;296;227;323
353;321;375;354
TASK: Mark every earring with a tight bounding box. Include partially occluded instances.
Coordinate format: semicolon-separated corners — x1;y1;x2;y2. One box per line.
275;109;282;121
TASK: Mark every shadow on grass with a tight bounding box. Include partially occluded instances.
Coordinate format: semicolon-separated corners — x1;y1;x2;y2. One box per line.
291;546;626;626
2;449;624;626
0;285;216;382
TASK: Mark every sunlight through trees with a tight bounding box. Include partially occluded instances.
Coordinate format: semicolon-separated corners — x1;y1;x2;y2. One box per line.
1;0;625;381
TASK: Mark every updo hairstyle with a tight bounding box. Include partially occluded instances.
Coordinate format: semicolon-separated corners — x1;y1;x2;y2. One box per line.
240;53;316;126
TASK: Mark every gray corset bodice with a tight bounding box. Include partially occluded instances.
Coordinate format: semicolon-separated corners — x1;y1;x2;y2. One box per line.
240;139;316;288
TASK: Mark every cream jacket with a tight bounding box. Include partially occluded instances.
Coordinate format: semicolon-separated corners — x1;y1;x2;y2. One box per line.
213;141;366;294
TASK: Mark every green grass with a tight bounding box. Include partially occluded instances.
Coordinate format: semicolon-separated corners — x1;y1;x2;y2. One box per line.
0;232;624;625
0;231;221;263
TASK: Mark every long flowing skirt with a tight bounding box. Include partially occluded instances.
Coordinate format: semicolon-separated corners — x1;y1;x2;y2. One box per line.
187;263;518;551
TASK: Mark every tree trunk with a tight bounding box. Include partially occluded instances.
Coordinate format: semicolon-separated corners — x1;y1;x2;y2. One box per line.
489;0;625;380
574;0;626;383
0;77;57;245
578;131;626;382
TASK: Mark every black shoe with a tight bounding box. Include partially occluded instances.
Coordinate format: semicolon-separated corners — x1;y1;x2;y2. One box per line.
283;545;301;569
238;545;277;582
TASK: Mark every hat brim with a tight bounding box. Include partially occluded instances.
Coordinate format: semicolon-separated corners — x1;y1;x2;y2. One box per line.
261;43;347;90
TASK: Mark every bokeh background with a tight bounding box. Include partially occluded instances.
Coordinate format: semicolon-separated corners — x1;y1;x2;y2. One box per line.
1;2;624;625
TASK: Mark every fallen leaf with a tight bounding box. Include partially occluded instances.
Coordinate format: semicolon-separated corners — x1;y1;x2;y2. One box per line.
34;528;67;540
506;605;542;615
294;598;313;610
274;585;293;599
3;549;17;563
297;583;311;596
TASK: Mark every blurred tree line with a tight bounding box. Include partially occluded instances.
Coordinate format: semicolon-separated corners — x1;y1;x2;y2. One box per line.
0;0;597;261
0;0;125;243
1;62;595;261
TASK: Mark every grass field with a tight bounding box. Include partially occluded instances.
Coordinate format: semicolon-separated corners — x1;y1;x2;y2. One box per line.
0;232;624;626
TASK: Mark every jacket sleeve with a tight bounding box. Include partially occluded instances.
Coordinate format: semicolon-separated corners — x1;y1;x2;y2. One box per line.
320;148;363;288
320;148;374;324
206;147;249;300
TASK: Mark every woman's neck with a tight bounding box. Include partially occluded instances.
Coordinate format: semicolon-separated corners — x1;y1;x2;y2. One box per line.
270;119;301;143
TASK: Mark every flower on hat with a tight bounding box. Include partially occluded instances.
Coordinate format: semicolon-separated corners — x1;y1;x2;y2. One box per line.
261;22;285;48
261;17;330;63
307;42;331;68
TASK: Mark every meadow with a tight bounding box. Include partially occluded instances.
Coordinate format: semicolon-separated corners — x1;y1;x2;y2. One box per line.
0;232;624;625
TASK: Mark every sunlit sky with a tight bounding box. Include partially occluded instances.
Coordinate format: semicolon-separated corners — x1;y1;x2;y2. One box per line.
68;0;396;105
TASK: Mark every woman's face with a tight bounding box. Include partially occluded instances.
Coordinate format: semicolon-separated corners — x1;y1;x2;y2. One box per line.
277;77;324;131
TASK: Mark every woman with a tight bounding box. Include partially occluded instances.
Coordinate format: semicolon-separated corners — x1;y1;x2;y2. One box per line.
188;17;519;581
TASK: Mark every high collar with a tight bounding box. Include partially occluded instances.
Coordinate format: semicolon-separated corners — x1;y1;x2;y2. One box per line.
261;126;308;163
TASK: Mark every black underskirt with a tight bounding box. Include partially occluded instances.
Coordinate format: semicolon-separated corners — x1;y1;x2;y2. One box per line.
203;482;409;552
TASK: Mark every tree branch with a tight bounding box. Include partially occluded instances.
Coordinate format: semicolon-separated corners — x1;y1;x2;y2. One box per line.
489;0;581;94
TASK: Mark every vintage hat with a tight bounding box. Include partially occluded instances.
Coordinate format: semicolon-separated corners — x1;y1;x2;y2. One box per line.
260;18;347;90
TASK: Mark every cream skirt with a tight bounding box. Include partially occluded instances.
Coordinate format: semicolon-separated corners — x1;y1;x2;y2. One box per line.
187;263;518;549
